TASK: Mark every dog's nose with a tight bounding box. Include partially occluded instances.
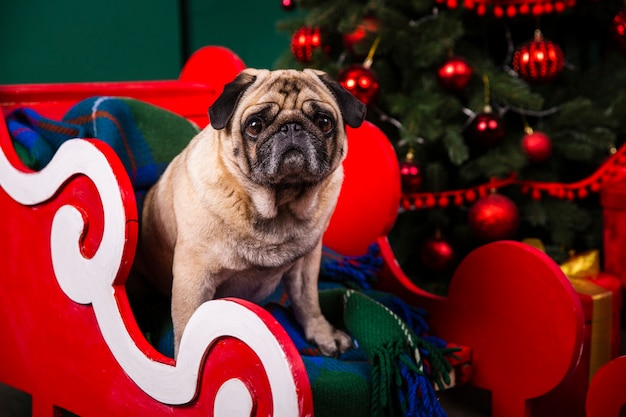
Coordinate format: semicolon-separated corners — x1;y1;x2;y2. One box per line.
280;123;303;133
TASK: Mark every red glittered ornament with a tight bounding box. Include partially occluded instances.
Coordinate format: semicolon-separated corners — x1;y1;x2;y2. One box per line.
291;26;323;63
420;233;456;272
400;156;422;194
521;131;552;163
437;56;473;92
611;9;626;53
338;64;380;106
468;193;519;242
512;30;564;83
465;111;505;147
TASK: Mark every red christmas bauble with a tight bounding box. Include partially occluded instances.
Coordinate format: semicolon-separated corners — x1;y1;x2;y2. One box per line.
465;111;505;147
468;193;519;242
281;0;296;10
420;235;456;272
512;32;564;83
400;159;422;193
437;56;473;92
342;16;379;56
338;64;380;106
291;27;322;63
611;10;626;53
521;131;552;163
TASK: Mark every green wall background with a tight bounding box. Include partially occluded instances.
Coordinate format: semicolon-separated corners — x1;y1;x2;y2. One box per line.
0;0;292;84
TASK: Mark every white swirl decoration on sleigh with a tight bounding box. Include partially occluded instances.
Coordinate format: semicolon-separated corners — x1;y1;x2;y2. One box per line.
0;138;304;416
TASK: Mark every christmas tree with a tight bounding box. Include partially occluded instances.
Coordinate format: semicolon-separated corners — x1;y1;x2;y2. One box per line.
275;0;626;294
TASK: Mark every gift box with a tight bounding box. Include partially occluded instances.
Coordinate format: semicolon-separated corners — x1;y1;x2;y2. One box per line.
532;249;622;417
602;184;626;287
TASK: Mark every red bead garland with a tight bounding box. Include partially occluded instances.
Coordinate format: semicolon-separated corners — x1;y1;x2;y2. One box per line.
399;138;626;211
434;0;575;17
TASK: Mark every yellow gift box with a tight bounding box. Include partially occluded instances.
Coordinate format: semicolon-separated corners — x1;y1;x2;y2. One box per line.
527;242;622;416
561;250;619;379
524;240;621;380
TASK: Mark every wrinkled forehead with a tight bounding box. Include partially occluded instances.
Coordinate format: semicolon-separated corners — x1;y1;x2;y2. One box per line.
245;70;337;113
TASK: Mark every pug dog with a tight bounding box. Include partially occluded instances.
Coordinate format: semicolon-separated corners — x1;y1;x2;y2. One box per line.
135;68;367;358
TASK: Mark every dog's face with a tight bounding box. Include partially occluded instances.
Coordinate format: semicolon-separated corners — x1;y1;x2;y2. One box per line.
209;69;366;187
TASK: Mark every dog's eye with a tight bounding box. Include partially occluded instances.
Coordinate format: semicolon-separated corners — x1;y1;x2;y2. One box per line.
245;117;264;137
316;114;334;134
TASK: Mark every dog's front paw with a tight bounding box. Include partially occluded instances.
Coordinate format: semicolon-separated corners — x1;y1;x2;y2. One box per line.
316;328;353;357
305;317;353;357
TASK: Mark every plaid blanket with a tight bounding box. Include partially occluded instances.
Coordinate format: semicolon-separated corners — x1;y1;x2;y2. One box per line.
6;96;199;212
267;284;454;417
6;98;453;417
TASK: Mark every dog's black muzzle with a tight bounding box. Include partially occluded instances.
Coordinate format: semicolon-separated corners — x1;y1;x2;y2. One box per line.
255;122;330;185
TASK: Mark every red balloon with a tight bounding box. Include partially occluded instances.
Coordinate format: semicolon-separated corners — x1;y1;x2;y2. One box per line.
338;64;380;106
468;194;519;242
323;122;401;256
521;131;552;163
437;56;473;92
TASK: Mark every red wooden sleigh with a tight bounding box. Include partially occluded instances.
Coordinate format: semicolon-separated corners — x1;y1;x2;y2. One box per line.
0;46;590;416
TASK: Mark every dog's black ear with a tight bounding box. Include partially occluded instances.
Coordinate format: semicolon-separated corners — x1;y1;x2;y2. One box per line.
314;71;367;128
209;71;257;130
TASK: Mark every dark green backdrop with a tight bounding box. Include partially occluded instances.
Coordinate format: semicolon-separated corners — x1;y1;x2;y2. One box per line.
0;0;292;84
